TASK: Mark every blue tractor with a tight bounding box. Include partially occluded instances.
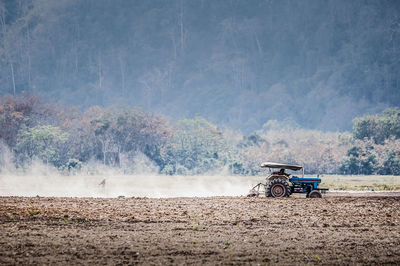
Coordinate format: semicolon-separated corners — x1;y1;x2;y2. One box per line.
247;162;328;198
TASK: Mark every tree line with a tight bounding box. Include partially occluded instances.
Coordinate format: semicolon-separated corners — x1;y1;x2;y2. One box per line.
0;93;399;175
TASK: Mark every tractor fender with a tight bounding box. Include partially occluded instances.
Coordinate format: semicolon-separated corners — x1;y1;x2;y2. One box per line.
267;175;289;182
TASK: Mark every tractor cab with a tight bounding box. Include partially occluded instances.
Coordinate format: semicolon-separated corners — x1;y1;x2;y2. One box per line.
247;162;328;198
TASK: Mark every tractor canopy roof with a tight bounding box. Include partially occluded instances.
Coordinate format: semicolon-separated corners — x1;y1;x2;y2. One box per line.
260;162;303;171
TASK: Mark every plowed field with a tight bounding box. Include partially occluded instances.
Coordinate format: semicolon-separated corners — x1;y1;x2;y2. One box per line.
0;194;399;265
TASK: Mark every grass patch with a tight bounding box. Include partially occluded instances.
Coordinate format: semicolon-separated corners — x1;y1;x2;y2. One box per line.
321;182;400;191
317;175;400;191
28;210;40;217
224;242;231;249
192;224;209;231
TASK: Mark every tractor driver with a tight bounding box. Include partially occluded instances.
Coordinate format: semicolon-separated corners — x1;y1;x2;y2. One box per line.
273;168;290;177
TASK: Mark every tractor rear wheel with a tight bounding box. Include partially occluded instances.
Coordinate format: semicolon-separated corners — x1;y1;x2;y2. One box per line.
266;178;291;198
307;190;322;198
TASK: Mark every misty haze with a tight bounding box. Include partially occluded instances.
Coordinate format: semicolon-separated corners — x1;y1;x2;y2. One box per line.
0;0;400;265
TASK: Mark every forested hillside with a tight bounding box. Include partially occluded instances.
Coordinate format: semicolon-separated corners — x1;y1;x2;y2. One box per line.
1;0;400;132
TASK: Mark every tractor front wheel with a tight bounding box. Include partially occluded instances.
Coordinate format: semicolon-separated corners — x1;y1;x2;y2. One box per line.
266;178;291;198
307;190;322;198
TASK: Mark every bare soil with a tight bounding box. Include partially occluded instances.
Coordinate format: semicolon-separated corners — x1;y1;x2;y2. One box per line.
0;193;399;265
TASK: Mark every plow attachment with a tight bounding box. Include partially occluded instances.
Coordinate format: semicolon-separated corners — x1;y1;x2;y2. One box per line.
247;183;265;197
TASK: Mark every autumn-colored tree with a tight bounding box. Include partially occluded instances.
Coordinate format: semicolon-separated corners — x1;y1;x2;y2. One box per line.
0;93;51;147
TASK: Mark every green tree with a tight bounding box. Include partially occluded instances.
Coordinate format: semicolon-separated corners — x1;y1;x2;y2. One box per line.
161;117;227;174
353;108;400;144
90;107;171;168
378;150;400;175
340;143;377;175
15;125;69;167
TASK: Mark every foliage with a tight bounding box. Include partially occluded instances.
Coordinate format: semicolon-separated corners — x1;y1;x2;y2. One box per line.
15;125;69;166
379;150;400;175
1;93;400;175
66;158;83;171
0;93;51;147
238;127;352;174
340;138;400;175
342;108;400;175
353;108;400;144
89;107;171;168
161;117;227;174
340;142;377;175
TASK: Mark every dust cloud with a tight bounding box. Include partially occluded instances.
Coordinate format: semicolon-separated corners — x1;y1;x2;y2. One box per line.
0;143;263;198
0;173;261;198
